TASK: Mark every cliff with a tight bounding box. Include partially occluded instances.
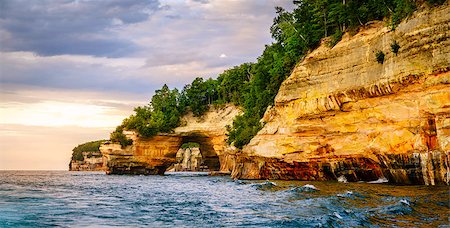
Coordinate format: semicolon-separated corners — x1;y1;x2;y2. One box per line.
231;4;450;185
101;105;241;174
69;140;106;171
69;151;104;171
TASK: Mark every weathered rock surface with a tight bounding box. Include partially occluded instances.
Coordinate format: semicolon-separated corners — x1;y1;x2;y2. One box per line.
170;147;208;171
232;4;450;185
69;151;104;171
101;105;241;175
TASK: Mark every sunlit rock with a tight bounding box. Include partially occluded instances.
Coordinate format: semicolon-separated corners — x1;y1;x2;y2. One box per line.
232;5;450;185
101;105;241;175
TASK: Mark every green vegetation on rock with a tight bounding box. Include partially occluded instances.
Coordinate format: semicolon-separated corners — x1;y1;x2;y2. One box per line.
110;0;445;149
391;40;401;55
376;50;386;64
71;140;106;161
181;142;200;149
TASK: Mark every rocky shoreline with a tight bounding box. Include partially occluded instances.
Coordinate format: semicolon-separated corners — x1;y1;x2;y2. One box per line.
73;4;449;185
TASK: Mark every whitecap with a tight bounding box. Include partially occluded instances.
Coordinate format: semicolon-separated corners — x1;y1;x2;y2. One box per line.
368;177;389;184
303;184;318;190
400;199;410;206
333;212;343;219
289;184;319;193
337;190;353;198
253;180;277;190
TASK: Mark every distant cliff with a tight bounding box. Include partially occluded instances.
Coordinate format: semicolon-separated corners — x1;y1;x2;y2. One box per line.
231;3;450;185
69;140;106;171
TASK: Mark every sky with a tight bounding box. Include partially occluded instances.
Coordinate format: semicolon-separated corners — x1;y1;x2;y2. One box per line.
0;0;295;170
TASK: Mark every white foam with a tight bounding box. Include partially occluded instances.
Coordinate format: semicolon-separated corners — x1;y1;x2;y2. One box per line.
368;177;389;184
333;212;343;219
337;191;353;197
303;184;318;190
400;199;410;206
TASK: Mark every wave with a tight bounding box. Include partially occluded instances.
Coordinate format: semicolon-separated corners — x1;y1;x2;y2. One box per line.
253;180;277;190
368;177;389;184
289;184;319;193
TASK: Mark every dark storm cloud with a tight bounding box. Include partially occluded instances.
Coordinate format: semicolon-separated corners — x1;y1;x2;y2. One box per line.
0;0;161;57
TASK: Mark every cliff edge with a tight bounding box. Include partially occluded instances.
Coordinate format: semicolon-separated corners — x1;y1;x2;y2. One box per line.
232;4;450;185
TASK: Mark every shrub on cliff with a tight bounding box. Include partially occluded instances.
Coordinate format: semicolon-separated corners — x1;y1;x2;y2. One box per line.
110;126;133;147
391;40;400;55
376;50;385;64
71;140;106;161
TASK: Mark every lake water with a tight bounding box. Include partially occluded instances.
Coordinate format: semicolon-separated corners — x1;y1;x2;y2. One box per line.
0;171;448;227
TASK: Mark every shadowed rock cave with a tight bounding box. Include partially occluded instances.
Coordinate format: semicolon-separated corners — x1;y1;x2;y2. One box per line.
166;134;221;173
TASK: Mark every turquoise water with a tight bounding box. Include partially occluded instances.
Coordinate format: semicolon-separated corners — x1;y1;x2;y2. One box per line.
0;171;448;227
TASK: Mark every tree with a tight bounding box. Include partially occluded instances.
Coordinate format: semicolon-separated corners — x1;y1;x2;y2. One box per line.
110;0;432;148
182;77;209;116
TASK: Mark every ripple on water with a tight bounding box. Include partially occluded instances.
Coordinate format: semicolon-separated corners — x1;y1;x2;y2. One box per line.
0;171;448;227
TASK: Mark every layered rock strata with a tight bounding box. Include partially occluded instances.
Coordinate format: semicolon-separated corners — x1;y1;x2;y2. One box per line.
101;105;241;175
69;151;104;171
232;4;450;185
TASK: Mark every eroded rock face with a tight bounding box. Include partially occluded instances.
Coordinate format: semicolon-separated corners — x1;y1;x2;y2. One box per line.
69;151;104;171
232;4;450;185
172;148;208;171
101;105;241;175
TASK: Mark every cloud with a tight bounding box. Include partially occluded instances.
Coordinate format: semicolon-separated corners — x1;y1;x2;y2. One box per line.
0;51;154;93
1;1;296;93
0;85;147;128
0;0;297;170
0;0;161;57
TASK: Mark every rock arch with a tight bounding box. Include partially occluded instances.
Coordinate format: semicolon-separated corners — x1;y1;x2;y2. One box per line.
101;105;240;175
178;133;220;171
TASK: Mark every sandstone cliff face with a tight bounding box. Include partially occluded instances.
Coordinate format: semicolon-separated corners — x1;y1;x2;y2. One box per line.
69;151;104;171
101;105;241;175
232;4;450;185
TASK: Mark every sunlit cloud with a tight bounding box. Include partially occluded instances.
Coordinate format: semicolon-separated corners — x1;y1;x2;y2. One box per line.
0;101;123;128
0;0;295;170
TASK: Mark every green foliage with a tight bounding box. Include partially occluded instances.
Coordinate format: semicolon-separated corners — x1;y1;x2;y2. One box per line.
110;126;133;147
181;142;200;149
72;151;84;161
181;77;213;116
110;0;432;148
391;40;400;54
426;0;446;5
226;115;262;149
329;29;343;47
391;0;416;29
71;140;106;161
117;84;183;139
376;50;385;64
216;63;253;106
